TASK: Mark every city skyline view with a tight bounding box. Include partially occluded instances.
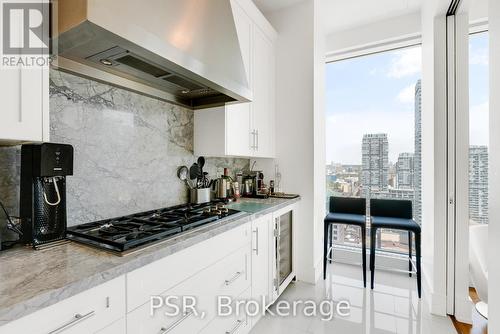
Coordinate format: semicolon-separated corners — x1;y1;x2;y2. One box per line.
325;32;489;252
326;33;489;165
326;45;421;165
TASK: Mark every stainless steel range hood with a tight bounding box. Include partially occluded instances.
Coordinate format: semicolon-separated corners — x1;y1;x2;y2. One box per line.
55;0;251;109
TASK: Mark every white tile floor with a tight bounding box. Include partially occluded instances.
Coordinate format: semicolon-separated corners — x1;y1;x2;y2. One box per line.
250;263;457;334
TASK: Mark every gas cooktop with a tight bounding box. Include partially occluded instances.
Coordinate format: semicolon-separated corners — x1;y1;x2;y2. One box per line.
66;201;244;255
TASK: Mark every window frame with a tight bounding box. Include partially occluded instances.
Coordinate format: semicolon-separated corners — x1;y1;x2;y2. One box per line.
325;37;423;263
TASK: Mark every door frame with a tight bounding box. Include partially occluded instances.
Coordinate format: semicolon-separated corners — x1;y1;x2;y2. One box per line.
445;10;473;323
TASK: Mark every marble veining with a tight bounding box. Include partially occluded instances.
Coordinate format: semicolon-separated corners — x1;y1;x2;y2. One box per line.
0;197;299;326
0;69;249;227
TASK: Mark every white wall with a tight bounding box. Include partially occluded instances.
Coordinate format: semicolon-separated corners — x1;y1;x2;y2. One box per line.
325;12;421;57
488;0;500;331
313;0;326;280
252;0;326;284
420;0;449;316
266;0;317;283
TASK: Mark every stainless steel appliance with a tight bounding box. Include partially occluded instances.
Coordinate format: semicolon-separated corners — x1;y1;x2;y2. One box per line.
55;0;251;109
20;143;74;249
273;209;294;297
67;202;244;255
243;171;269;198
190;188;211;204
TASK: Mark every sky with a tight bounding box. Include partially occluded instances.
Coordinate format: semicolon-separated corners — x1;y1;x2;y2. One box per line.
326;32;489;165
469;32;489;146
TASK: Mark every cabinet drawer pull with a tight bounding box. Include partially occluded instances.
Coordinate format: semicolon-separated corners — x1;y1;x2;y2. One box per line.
48;310;95;334
159;311;193;334
253;228;259;255
224;271;243;286
225;319;244;334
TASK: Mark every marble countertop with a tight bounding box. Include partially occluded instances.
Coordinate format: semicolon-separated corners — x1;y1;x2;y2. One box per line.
0;197;299;326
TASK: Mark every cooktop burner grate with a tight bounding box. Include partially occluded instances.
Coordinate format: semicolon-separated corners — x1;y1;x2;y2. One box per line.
66;201;242;254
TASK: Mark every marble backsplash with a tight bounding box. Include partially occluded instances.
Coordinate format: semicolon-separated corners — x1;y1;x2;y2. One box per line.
0;69;249;226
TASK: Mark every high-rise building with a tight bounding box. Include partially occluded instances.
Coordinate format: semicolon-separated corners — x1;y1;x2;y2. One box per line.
396;153;415;189
414;80;422;224
469;146;488;224
362;133;389;196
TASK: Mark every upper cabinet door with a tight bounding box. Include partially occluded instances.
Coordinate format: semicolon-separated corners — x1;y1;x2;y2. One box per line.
252;27;275;158
0;2;49;144
0;63;47;144
193;0;276;159
226;1;253;157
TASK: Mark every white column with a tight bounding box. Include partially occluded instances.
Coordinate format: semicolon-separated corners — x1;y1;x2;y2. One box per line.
488;0;500;331
420;0;449;316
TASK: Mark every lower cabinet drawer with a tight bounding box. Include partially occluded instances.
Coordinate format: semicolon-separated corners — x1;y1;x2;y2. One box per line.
199;287;252;334
127;223;251;312
127;245;250;334
94;318;126;334
0;276;126;334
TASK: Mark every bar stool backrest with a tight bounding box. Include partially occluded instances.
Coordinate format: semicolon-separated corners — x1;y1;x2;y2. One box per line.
370;199;412;219
329;197;366;215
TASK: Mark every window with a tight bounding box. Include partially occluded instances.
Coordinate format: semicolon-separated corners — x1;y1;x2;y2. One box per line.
326;45;422;254
469;31;489;225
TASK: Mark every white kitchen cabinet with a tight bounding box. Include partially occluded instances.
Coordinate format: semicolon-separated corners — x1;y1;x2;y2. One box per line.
250;214;272;325
94;318;126;334
0;276;126;334
0;2;49;144
126;223;251;312
127;245;250;334
194;0;276;158
251;27;275;158
198;287;252;334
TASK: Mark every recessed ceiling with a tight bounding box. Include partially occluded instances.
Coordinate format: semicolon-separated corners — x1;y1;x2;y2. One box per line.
252;0;306;14
324;0;421;33
253;0;422;34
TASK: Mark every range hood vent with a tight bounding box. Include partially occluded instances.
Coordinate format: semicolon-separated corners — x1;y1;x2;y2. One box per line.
114;55;171;78
55;0;251;109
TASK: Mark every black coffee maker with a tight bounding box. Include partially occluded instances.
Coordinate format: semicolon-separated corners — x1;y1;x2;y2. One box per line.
20;143;74;248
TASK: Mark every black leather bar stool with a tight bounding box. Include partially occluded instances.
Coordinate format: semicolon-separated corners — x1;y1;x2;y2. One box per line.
369;199;421;298
323;197;367;287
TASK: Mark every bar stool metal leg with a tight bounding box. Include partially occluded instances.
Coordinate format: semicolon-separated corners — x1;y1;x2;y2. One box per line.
361;225;367;288
323;222;330;280
329;224;333;264
415;231;422;298
370;227;376;290
408;231;412;277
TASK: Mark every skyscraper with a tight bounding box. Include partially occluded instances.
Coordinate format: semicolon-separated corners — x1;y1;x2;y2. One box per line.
396;153;415;189
414;80;422;224
362;133;389;196
469;146;488;224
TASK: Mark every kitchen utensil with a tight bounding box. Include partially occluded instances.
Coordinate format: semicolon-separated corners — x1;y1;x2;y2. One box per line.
197;157;206;188
190;163;201;180
197;156;205;173
177;166;192;189
203;172;210;188
190;188;211;204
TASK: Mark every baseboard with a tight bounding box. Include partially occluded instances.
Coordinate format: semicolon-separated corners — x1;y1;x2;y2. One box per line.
314;256;323;283
295;261;318;284
423;270;447;316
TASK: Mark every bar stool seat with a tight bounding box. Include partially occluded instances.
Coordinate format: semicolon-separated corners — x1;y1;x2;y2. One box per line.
323;197;367;287
325;213;366;226
371;216;421;233
369;198;422;298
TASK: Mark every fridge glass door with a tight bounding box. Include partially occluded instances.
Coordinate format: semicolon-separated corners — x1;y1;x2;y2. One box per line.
278;211;292;284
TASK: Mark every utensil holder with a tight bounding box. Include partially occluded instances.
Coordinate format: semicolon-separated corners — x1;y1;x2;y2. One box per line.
190;188;211;204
